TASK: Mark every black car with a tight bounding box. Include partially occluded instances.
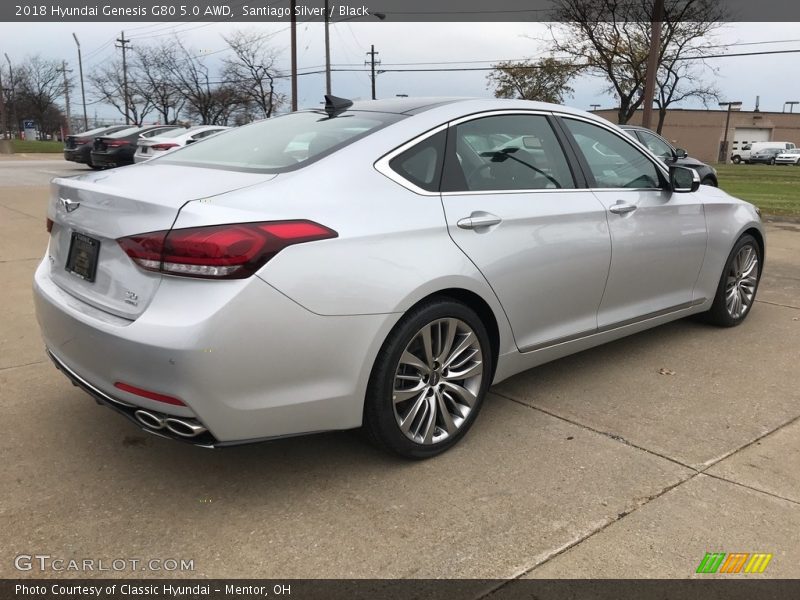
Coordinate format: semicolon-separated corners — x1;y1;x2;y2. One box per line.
748;147;783;165
90;125;181;169
620;125;718;186
63;125;130;169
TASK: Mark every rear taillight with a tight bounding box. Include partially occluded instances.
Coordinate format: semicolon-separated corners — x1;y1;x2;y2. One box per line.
117;221;337;279
151;143;178;151
107;140;130;147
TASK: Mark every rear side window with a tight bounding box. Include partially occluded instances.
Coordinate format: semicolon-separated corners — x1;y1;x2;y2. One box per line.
160;110;404;173
388;130;446;192
442;114;575;192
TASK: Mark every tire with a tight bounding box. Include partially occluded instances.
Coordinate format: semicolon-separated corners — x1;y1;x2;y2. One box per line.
363;298;493;459
769;158;776;165
703;234;762;327
731;155;741;164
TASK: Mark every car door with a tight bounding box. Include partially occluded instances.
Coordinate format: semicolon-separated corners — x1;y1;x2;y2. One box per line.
439;112;612;351
635;129;676;163
559;116;708;329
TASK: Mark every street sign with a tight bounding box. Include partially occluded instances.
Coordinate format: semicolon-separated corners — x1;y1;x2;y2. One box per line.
23;120;35;129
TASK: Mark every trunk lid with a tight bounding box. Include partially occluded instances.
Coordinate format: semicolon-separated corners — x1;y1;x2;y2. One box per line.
46;164;276;319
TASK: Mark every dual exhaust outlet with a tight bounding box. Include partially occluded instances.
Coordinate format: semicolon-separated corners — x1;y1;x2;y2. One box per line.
133;409;207;438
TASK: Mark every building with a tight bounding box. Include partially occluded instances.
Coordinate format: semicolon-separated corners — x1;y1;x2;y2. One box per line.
591;108;800;164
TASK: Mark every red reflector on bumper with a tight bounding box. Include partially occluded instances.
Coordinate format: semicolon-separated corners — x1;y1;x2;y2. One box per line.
114;382;186;406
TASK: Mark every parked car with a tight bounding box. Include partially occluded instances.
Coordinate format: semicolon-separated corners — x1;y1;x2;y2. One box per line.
620;125;718;186
748;148;784;165
63;125;130;169
36;97;764;458
133;125;230;163
775;149;800;166
90;125;181;169
732;141;796;164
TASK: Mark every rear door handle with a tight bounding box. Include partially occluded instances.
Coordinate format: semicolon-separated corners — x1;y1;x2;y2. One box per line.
608;202;637;215
457;212;502;230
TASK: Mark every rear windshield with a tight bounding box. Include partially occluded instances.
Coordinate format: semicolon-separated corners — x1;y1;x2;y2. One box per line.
154;127;193;139
106;126;142;138
158;110;404;173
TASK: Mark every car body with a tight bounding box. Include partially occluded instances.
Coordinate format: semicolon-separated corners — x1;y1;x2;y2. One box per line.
63;125;130;168
133;125;230;163
732;141;796;164
90;125;181;169
775;149;800;165
748;147;784;165
35;97;764;457
620;125;718;186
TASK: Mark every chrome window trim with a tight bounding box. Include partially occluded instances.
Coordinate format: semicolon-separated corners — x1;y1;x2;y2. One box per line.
374;109;671;196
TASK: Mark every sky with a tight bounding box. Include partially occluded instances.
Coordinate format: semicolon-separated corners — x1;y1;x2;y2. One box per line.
1;20;799;121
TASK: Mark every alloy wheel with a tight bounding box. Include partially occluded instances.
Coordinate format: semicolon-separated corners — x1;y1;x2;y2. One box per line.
392;318;484;445
725;244;759;319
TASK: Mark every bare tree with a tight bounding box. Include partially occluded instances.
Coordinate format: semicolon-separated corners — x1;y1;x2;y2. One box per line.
487;58;576;103
163;41;240;125
16;55;65;132
547;0;723;125
89;59;153;125
132;43;185;124
222;30;285;119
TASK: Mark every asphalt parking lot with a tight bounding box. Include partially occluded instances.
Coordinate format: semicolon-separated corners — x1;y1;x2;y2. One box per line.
1;155;799;584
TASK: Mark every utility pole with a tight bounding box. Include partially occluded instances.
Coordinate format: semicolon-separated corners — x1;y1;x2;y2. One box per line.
4;53;16;138
116;31;131;124
365;45;380;100
72;33;88;131
0;66;6;139
324;0;332;95
641;0;664;130
718;101;742;163
58;60;73;135
290;0;298;111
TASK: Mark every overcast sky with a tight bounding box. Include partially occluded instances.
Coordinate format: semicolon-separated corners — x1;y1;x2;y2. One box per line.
2;20;799;120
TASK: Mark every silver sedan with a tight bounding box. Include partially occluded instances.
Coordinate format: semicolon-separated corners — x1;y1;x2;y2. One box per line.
34;97;764;458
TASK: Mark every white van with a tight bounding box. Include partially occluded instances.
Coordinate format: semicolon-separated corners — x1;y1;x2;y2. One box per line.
732;141;796;164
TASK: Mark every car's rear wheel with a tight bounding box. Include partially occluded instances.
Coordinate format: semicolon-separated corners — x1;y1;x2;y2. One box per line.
769;158;776;165
704;234;761;327
363;299;492;459
731;155;741;164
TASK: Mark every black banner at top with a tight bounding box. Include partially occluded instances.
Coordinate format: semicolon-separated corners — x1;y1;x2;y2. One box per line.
3;0;800;22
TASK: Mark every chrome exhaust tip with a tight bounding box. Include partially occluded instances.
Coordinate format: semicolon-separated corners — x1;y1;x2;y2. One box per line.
134;409;165;430
164;417;208;438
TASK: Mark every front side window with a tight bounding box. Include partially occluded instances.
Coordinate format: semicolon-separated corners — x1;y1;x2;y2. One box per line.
563;118;663;189
160;110;404;173
637;131;674;160
442;114;575;192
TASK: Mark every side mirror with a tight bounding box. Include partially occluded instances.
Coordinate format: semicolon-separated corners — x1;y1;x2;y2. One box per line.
674;148;689;159
670;165;700;193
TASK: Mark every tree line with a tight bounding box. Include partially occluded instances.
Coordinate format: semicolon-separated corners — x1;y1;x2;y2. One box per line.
0;29;285;136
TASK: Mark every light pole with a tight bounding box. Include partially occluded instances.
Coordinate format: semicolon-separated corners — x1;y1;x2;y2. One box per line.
718;101;742;163
290;0;297;111
72;33;88;131
784;101;799;113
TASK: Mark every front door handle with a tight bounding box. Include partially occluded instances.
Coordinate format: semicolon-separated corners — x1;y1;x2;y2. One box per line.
609;201;637;215
457;212;502;230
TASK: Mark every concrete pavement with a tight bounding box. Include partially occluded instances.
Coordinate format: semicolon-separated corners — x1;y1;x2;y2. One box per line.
0;158;798;581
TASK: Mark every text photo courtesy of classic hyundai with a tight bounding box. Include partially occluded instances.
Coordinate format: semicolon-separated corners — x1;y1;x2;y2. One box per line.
34;97;764;459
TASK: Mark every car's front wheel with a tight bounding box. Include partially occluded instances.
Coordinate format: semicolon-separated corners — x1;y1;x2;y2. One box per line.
731;155;741;164
364;299;493;459
704;234;762;327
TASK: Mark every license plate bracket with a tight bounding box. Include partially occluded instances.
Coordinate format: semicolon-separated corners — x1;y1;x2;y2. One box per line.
66;232;100;282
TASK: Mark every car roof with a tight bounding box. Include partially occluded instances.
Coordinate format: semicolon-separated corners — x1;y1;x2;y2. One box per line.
343;97;467;115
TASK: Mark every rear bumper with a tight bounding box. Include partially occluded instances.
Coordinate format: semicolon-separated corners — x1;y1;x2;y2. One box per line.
33;257;398;445
90;151;131;168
